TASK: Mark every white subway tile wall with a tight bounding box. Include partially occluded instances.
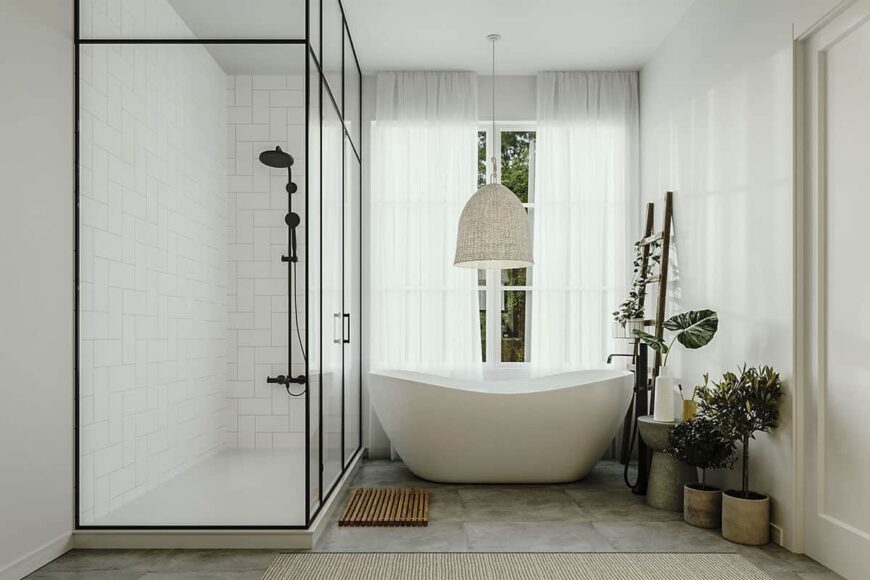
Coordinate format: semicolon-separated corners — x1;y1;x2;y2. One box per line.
78;40;228;524
225;75;307;452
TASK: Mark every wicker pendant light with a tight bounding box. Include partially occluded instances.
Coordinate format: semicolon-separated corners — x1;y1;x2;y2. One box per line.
454;34;533;270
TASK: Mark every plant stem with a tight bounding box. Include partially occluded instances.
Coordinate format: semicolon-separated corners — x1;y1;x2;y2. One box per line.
701;468;706;488
662;336;679;367
742;435;750;497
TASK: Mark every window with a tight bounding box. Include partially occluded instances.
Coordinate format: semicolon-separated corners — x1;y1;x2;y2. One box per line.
477;126;536;364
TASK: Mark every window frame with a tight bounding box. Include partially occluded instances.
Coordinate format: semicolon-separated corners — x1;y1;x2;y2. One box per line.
477;122;536;367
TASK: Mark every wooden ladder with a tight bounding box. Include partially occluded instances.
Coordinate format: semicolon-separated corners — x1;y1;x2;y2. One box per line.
619;191;674;472
638;190;674;391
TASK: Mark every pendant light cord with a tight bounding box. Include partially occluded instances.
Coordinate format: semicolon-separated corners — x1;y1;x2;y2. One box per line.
490;35;498;184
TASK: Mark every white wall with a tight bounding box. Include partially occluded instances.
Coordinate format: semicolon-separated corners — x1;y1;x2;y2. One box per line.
76;0;230;524
640;0;841;549
225;74;306;450
0;0;74;578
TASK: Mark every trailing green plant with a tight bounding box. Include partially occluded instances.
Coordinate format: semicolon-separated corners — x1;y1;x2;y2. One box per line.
633;309;719;367
613;239;661;327
666;416;736;489
697;365;783;498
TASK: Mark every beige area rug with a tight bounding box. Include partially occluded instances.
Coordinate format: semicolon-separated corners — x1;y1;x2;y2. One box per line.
263;553;773;579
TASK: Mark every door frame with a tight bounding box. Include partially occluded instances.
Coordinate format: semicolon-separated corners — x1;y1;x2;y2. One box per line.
793;1;870;576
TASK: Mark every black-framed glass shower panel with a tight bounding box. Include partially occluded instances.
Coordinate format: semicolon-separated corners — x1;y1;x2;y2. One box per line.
74;0;363;531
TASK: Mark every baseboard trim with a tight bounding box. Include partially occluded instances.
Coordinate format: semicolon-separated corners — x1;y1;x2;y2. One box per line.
73;451;363;550
0;533;73;580
770;523;785;547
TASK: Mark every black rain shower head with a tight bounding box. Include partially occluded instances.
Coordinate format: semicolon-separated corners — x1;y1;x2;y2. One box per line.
258;146;294;169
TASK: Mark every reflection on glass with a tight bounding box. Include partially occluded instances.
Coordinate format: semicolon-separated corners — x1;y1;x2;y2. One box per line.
501;268;528;286
478;130;487;187
307;51;322;515
322;0;343;111
344;27;361;150
343;136;361;466
502;290;529;362
479;290;487;363
321;92;344;495
78;0;306;40
500;131;536;203
309;0;321;60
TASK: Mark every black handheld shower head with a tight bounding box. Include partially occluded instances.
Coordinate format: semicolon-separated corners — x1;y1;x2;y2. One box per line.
285;212;301;262
258;146;294;169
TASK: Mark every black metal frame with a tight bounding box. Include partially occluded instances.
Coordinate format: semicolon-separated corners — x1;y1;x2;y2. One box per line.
73;0;363;531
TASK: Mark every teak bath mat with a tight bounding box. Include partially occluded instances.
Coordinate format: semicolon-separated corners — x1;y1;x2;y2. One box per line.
338;488;429;527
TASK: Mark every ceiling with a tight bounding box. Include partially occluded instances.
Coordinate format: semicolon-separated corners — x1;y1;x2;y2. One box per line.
340;0;695;74
167;0;307;73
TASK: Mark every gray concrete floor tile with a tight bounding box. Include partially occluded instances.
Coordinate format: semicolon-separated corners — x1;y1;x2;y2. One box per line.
592;521;736;552
464;521;615;552
25;573;146;580
565;487;683;522
797;573;847;580
459;487;588;522
756;545;834;573
31;550;172;573
139;573;263;580
160;550;279;572
23;460;844;580
314;521;468;552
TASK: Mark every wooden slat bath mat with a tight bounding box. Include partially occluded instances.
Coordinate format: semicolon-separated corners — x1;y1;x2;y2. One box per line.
338;488;429;527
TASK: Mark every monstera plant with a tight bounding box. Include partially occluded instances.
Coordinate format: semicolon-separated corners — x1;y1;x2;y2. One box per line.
633;309;719;368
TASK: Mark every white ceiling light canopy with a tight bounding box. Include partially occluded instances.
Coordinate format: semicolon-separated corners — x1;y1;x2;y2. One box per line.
454;34;534;270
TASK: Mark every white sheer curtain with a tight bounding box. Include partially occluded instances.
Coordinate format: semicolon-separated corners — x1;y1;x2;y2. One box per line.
370;72;482;376
530;72;640;370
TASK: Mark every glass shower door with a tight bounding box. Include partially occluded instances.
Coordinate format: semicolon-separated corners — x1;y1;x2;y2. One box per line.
320;91;344;496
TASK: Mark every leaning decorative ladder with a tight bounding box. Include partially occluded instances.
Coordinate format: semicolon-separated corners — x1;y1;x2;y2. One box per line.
621;191;674;495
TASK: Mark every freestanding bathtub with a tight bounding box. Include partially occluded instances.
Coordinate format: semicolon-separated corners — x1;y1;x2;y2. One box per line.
368;368;633;484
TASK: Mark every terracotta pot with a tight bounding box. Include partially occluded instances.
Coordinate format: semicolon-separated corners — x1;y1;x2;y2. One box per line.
722;490;770;545
683;484;721;529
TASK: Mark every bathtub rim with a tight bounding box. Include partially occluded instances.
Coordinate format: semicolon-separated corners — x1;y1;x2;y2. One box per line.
368;368;633;395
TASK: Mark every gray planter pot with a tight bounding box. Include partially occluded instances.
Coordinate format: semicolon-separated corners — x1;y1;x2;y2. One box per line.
722;490;770;545
683;485;722;529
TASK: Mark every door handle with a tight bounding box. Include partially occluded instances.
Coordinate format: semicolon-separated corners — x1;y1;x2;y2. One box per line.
343;313;351;344
333;313;342;344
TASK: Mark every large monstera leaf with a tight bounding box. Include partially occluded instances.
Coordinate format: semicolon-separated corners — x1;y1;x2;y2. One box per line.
664;309;719;349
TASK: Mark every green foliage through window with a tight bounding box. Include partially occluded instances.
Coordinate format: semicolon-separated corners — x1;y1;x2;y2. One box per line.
500;131;534;203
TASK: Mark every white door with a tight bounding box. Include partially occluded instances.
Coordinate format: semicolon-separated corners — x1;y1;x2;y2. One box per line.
801;3;870;579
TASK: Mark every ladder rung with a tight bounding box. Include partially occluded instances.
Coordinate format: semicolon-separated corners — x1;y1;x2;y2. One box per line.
639;233;663;247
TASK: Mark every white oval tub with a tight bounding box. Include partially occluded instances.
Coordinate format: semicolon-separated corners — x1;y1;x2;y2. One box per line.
368;368;633;484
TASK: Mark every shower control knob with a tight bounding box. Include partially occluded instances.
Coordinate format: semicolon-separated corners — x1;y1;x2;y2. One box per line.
286;182;298;194
267;375;288;385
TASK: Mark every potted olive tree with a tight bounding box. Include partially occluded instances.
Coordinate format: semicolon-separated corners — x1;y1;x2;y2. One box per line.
666;413;736;528
698;365;783;545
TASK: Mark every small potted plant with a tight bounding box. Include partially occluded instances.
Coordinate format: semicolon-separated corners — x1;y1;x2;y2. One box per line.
634;309;719;422
666;413;736;529
698;364;783;545
612;240;660;339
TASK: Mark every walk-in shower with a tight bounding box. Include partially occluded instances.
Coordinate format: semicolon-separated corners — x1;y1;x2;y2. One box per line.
74;0;362;531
